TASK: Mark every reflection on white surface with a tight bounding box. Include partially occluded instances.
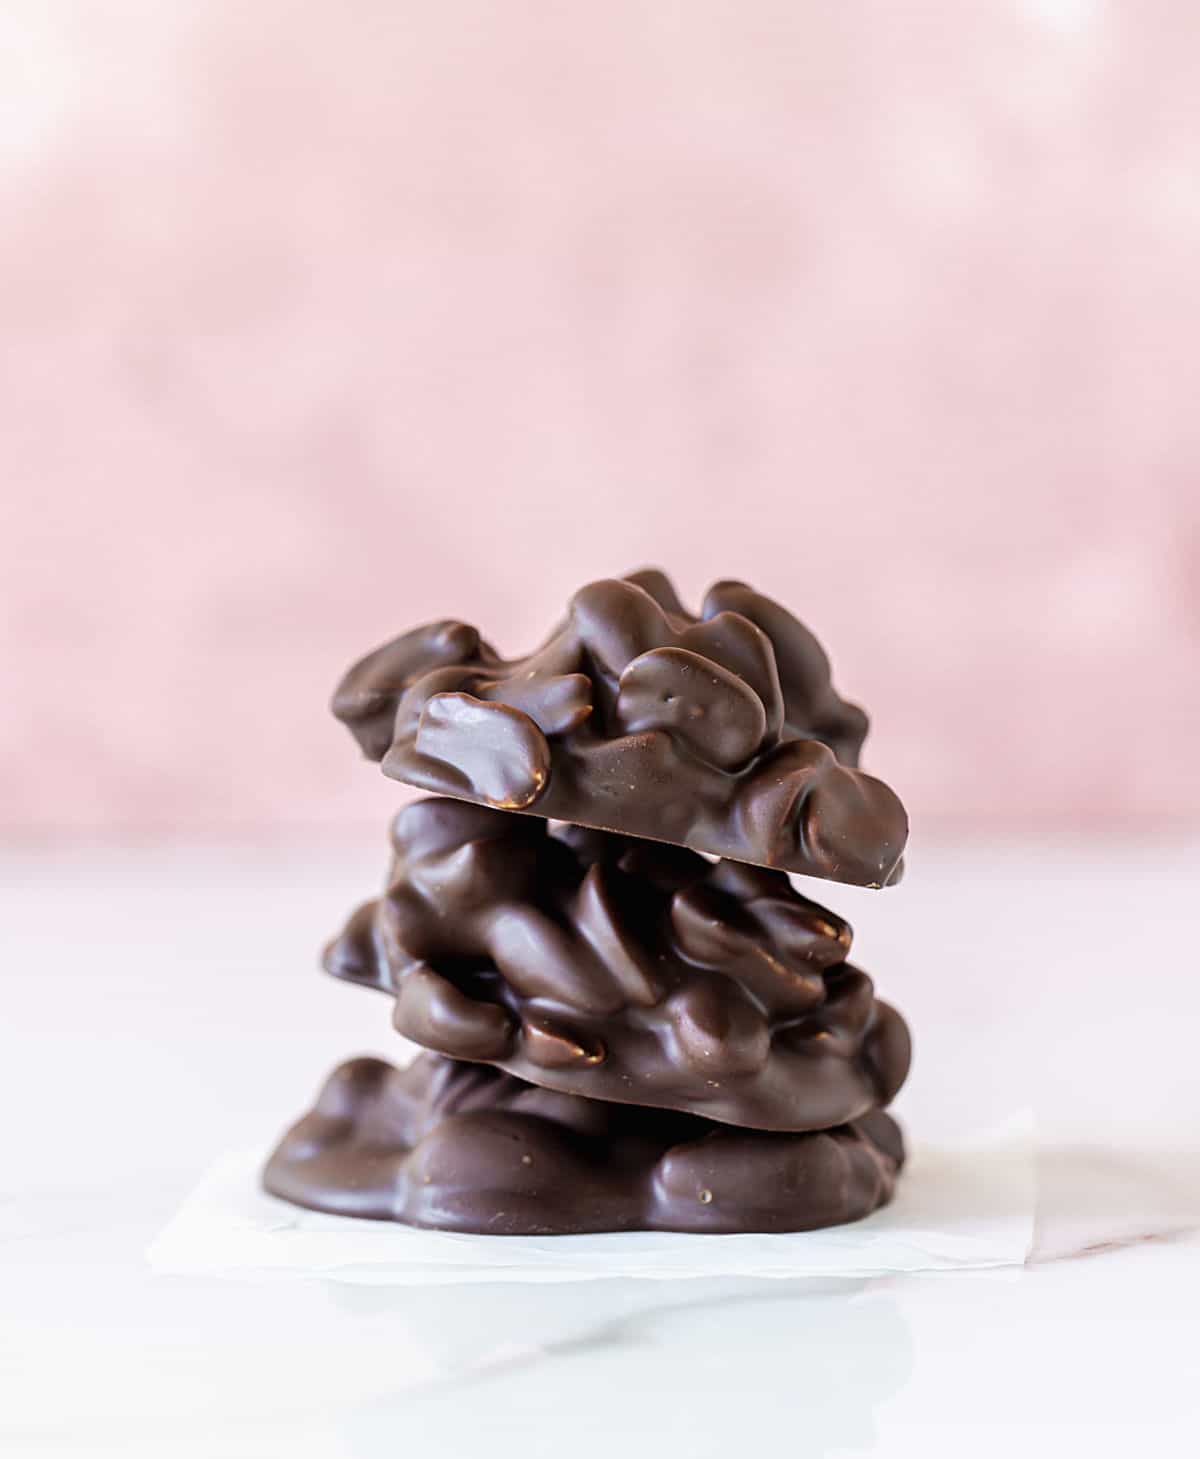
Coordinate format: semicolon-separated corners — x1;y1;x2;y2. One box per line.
334;1277;915;1459
12;1238;1199;1459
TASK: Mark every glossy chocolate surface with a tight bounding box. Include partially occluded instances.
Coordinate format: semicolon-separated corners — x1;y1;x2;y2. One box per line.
333;570;907;887
263;1054;905;1235
326;798;911;1132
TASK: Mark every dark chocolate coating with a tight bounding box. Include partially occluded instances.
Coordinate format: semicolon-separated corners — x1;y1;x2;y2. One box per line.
326;798;911;1132
263;1055;905;1235
333;570;907;887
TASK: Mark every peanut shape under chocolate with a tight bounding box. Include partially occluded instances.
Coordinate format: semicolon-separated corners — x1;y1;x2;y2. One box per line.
263;1054;905;1235
333;570;907;887
326;798;911;1132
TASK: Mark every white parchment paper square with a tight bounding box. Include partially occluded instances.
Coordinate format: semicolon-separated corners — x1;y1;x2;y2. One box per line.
147;1112;1034;1284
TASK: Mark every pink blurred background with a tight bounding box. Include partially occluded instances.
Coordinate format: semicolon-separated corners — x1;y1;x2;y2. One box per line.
4;0;1198;841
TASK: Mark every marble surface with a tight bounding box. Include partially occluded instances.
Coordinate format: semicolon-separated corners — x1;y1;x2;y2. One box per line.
3;837;1199;1456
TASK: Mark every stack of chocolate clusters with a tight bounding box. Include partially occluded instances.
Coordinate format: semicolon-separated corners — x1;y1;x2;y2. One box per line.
265;571;912;1235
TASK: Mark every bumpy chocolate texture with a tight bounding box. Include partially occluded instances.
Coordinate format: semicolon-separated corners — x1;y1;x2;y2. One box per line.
333;570;907;887
263;1054;904;1235
327;798;911;1133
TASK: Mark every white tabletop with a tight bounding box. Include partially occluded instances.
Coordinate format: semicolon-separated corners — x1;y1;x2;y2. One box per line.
4;836;1199;1457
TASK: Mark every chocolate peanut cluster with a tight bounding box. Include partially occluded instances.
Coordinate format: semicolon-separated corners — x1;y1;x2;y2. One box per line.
266;570;912;1234
325;798;910;1131
332;570;908;887
265;1055;904;1236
